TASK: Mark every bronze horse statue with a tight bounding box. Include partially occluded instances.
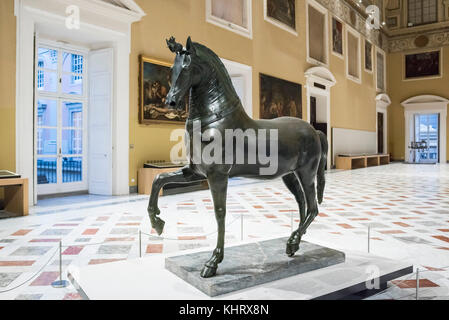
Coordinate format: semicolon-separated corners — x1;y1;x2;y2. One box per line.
147;37;328;278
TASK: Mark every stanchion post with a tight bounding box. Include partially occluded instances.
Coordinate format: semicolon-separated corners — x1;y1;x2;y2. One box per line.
51;240;69;288
240;214;243;241
139;230;142;258
368;225;371;253
416;268;420;300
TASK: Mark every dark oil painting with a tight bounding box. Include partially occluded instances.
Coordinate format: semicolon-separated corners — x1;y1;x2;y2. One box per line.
365;40;372;71
405;51;440;79
267;0;296;31
260;73;302;120
139;56;188;124
332;17;343;55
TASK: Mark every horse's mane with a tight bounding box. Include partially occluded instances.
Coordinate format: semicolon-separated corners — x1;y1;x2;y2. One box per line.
192;42;240;102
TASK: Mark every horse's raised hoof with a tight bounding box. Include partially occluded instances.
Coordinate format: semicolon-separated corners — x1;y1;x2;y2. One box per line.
151;216;165;236
200;265;217;278
286;242;300;257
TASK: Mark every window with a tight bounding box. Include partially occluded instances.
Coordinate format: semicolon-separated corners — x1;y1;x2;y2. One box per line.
376;48;386;91
307;1;328;65
71;54;83;82
408;0;437;26
206;0;252;38
346;28;361;82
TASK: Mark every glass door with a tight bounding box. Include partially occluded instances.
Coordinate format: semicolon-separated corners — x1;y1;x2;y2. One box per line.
414;113;439;163
36;44;87;195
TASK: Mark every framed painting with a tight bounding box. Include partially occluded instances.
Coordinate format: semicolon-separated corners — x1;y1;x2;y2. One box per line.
259;73;302;120
365;40;372;72
139;56;188;125
404;50;441;80
264;0;297;35
206;0;252;38
331;17;343;57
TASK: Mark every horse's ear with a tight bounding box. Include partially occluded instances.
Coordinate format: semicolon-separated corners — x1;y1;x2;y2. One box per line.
186;36;196;55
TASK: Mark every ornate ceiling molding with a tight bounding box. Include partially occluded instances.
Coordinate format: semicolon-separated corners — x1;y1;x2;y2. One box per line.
389;28;449;53
314;0;389;51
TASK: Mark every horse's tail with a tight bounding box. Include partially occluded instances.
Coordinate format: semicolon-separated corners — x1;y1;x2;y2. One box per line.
316;130;328;205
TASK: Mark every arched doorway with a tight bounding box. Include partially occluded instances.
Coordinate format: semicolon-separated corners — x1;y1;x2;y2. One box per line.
304;66;337;169
401;95;448;164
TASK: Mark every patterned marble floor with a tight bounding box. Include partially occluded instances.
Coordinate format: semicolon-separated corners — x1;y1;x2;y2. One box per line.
0;163;449;300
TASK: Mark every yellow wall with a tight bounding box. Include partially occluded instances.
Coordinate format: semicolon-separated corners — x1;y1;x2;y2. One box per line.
387;46;449;161
129;0;379;186
0;0;385;187
0;0;16;171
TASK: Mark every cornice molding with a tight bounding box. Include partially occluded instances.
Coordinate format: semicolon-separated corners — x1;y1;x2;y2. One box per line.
314;0;389;51
389;27;449;53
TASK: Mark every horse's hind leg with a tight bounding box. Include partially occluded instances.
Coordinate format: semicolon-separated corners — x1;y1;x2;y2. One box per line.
295;166;319;231
282;173;306;256
147;167;205;235
200;171;229;278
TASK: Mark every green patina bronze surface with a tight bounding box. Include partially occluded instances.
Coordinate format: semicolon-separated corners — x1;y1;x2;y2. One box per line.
148;37;327;278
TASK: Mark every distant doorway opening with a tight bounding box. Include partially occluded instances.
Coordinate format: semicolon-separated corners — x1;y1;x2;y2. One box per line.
35;42;88;196
304;66;336;169
412;113;439;163
377;112;384;154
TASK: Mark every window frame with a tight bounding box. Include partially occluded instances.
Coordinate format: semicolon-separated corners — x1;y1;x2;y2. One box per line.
407;0;438;27
345;26;361;84
306;0;329;67
206;0;253;39
376;47;387;92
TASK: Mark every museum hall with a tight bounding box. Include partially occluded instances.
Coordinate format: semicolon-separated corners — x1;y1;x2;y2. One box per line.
0;0;449;302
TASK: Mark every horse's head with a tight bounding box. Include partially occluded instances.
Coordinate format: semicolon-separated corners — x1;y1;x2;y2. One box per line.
165;36;199;110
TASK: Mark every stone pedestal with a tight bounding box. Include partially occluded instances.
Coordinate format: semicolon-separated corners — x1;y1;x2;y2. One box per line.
165;237;345;297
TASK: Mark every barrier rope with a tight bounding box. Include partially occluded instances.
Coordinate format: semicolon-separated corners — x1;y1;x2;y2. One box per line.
0;246;59;294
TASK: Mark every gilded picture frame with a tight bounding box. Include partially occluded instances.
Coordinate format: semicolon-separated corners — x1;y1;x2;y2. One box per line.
139;55;188;125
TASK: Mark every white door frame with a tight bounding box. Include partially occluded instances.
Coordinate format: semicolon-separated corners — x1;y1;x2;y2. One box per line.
375;93;391;154
401;95;448;163
15;0;145;205
305;66;337;169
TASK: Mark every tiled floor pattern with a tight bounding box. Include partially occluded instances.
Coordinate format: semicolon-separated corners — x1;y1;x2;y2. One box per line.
0;163;449;299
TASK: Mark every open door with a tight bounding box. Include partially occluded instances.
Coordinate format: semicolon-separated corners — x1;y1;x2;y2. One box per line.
88;49;113;195
377;112;384;154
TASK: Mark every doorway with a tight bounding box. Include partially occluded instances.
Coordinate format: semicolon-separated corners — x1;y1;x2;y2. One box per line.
413;113;439;163
35;43;88;196
377;112;384;154
310;95;328;136
304;66;336;169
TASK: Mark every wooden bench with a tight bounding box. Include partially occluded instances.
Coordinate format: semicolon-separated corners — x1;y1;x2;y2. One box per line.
0;178;29;216
336;154;390;170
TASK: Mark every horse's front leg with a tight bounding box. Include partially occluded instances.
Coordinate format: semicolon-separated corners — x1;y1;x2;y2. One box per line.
200;171;229;278
147;167;205;235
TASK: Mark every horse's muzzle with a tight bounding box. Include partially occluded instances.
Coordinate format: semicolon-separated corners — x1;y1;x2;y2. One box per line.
166;94;177;108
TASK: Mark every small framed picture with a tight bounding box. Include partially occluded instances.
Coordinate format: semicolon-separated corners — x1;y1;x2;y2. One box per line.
264;0;297;35
331;17;343;57
365;40;373;72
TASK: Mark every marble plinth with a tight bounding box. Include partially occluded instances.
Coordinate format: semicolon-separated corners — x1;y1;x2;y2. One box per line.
165;237;345;297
